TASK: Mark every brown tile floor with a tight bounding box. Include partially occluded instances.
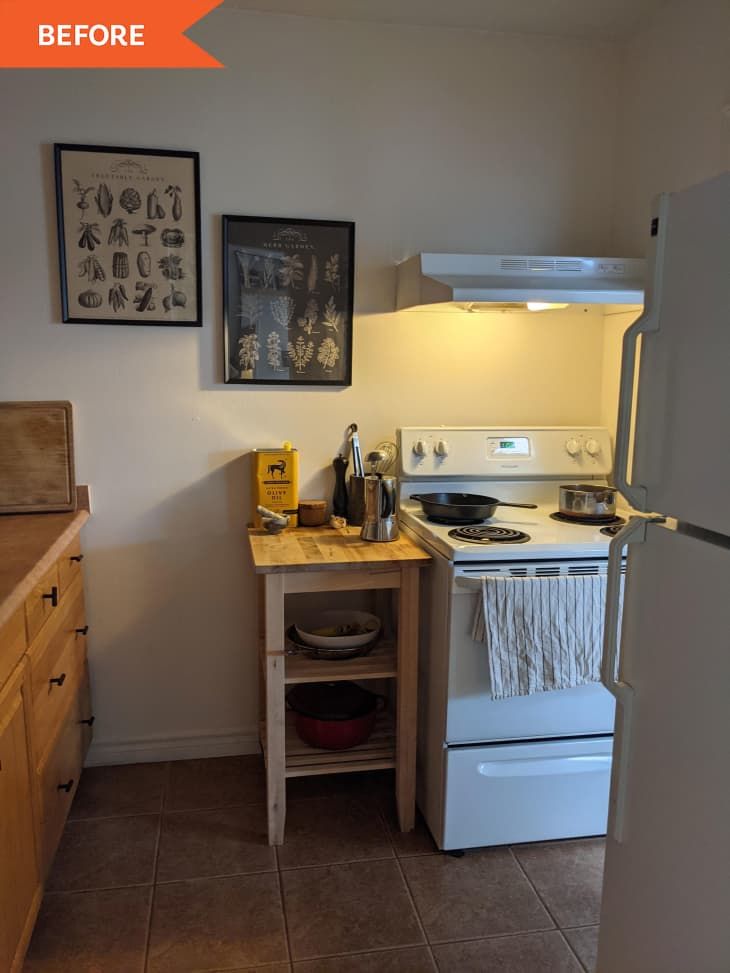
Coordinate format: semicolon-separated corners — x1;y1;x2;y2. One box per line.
24;758;603;973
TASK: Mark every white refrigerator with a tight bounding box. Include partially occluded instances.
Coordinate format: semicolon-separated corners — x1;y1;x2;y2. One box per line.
598;171;730;972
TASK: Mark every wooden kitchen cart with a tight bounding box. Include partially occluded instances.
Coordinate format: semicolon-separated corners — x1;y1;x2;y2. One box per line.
247;526;430;845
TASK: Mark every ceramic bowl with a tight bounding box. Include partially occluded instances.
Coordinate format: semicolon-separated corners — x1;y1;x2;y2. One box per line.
294;610;381;650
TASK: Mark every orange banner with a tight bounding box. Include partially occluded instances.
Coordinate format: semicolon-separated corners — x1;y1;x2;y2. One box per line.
0;0;224;68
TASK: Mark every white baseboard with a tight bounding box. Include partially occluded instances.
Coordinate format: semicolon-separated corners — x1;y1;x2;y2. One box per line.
85;726;261;766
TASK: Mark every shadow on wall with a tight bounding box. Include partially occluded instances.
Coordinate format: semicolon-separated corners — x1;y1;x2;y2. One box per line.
83;452;261;756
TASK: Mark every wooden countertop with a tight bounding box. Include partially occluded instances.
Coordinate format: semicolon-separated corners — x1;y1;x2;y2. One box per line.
0;486;90;629
247;525;431;574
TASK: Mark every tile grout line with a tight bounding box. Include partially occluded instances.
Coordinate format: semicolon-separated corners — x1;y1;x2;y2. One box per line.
142;761;170;973
390;837;436;963
274;845;294;968
508;847;588;971
375;794;438;969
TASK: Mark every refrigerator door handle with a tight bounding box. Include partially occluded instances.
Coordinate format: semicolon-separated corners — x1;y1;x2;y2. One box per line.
602;515;664;841
614;194;669;510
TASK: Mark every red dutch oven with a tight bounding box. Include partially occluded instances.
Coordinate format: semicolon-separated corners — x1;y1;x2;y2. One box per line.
287;681;383;750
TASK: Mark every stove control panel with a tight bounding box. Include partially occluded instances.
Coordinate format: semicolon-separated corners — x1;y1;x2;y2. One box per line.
398;427;613;478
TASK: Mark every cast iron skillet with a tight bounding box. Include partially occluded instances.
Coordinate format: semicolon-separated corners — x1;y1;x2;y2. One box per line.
410;493;538;523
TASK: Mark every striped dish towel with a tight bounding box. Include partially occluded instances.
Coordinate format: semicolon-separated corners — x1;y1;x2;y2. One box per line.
472;575;621;700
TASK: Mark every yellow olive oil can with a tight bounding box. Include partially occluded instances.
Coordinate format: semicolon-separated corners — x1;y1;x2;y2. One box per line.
251;443;299;527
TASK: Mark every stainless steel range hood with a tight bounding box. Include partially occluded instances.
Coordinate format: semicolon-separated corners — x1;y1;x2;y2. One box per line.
396;253;645;310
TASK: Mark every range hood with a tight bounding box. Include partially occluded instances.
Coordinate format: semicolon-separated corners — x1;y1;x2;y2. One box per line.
396;253;645;310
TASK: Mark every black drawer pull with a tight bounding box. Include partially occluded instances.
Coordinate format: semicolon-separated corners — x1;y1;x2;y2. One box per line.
58;779;74;793
42;586;59;608
75;625;89;636
79;715;95;727
70;554;84;562
49;672;67;688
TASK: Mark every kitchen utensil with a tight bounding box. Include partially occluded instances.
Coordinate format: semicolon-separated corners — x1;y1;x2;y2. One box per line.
347;475;367;526
559;484;617;519
285;625;374;661
0;401;76;513
410;492;538;523
366;450;387;475
294;610;381;650
287;681;383;750
361;475;399;542
298;500;328;526
332;454;349;517
373;441;398;474
348;423;364;477
256;504;289;533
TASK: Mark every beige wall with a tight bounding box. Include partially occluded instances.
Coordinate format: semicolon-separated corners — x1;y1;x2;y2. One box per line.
1;10;623;761
610;0;730;254
601;0;730;443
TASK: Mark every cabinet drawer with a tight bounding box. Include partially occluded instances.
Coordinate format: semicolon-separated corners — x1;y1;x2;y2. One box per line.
25;565;60;645
0;605;26;691
30;590;86;765
57;538;84;597
39;699;85;876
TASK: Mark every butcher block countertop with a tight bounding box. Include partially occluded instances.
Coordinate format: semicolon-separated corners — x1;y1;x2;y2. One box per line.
0;485;90;629
247;525;430;573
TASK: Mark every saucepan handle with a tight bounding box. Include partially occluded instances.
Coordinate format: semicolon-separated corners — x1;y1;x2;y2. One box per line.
495;502;538;509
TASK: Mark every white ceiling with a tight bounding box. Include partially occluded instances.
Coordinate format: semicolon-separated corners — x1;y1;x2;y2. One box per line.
221;0;667;40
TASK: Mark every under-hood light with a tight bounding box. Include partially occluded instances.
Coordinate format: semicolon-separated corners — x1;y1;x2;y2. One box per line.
527;302;570;312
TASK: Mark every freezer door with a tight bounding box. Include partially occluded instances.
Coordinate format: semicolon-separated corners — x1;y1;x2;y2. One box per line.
598;522;730;973
614;172;730;531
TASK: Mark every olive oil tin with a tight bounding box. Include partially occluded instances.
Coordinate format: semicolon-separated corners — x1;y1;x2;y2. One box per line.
251;444;299;527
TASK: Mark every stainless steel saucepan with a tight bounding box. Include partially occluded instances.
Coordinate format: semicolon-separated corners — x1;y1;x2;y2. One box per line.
559;484;617;519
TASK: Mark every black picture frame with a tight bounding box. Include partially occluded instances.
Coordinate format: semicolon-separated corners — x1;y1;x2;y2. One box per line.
54;143;202;327
223;215;354;386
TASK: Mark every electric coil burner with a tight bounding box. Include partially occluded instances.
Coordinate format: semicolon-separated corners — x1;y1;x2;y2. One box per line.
549;512;626;527
448;525;531;544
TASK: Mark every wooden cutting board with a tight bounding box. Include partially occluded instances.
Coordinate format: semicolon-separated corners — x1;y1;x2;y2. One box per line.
0;402;76;513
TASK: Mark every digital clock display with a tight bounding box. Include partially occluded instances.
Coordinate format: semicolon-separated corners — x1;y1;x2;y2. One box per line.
487;436;531;457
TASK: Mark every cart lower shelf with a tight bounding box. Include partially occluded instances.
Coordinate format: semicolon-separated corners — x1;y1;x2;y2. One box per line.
261;709;396;778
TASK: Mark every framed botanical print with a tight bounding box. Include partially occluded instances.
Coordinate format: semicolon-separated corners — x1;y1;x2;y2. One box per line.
223;215;354;385
54;143;202;326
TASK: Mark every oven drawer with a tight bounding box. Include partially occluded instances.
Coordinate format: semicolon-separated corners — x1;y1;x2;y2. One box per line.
442;737;612;850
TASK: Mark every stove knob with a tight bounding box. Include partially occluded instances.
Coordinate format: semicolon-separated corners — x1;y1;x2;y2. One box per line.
434;439;449;458
412;439;428;457
584;438;601;457
565;437;581;457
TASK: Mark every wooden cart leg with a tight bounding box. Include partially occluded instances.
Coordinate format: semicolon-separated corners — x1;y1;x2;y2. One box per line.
396;565;419;832
264;574;286;845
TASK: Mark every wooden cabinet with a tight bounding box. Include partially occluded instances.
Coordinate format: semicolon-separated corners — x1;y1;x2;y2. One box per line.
0;662;41;973
0;498;91;970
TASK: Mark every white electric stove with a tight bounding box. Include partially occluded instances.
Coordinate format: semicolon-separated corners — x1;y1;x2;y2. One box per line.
396;426;621;851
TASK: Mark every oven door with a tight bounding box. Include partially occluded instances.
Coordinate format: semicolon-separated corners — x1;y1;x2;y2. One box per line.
446;564;616;745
